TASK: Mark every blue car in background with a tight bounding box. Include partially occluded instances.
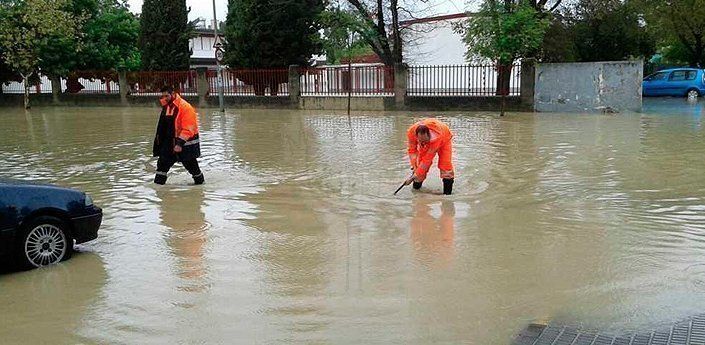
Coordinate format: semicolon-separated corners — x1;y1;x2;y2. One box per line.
643;68;705;98
0;179;102;270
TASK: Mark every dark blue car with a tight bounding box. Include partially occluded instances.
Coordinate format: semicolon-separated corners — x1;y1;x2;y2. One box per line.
0;179;102;270
643;68;705;98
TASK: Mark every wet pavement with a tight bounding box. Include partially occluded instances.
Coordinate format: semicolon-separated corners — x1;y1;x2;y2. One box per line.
2;98;705;343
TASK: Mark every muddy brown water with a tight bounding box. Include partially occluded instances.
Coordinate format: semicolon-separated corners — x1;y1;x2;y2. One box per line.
2;101;705;344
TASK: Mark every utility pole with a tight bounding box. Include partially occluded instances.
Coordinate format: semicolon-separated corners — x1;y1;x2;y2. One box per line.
213;0;225;112
347;31;353;118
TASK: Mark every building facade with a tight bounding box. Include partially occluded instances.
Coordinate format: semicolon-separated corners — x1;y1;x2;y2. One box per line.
401;13;470;66
189;20;225;70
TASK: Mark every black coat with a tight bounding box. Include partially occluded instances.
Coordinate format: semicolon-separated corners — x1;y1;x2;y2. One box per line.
152;106;201;162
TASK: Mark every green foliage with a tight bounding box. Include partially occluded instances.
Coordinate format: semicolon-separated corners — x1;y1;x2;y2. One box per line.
320;8;373;64
537;0;654;63
139;0;192;71
570;0;654;62
224;0;325;68
459;1;550;65
83;3;141;71
537;14;577;62
0;48;20;86
0;0;78;77
36;0;140;77
641;0;705;67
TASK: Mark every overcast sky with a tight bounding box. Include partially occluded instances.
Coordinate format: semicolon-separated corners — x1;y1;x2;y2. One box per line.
126;0;469;22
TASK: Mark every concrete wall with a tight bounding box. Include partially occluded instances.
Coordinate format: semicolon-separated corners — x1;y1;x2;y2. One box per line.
405;96;528;111
300;96;392;111
535;60;643;113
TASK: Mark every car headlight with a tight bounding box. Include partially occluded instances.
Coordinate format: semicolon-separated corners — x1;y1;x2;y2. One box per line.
84;194;94;207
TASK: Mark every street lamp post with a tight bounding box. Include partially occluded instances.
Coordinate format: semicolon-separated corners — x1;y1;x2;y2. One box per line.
212;0;225;112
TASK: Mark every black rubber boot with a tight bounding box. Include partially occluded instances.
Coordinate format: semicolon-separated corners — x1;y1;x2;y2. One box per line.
154;174;167;185
193;173;205;185
413;181;423;190
443;178;454;195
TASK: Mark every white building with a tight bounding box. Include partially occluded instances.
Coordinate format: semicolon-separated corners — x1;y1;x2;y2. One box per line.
401;13;470;66
189;19;225;69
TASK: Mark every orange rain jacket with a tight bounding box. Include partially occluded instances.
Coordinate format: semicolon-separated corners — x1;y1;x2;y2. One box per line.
153;94;201;161
169;94;199;142
407;118;454;181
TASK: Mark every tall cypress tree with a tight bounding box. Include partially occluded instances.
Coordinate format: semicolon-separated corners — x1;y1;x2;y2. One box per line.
138;0;191;71
224;0;324;68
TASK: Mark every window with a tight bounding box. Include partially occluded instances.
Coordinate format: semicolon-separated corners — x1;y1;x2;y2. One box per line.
668;71;698;81
649;72;668;81
686;70;698;80
668;70;698;81
669;71;687;81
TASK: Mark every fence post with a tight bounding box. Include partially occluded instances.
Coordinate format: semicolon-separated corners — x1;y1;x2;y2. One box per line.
118;69;128;105
50;76;61;104
196;68;209;108
394;63;408;110
520;58;536;110
289;65;301;106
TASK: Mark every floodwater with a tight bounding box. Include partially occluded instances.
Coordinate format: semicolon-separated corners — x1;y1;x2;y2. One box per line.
2;99;705;344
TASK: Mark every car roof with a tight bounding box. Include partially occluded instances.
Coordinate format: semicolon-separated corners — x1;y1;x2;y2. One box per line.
657;68;702;73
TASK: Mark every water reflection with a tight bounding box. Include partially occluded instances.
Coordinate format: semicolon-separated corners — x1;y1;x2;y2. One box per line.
6;106;705;343
411;197;455;269
0;252;107;343
157;187;209;292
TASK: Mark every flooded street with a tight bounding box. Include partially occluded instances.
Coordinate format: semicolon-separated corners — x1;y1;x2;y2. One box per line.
3;100;705;343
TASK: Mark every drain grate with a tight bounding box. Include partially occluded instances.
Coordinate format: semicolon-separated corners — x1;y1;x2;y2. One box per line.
513;315;705;345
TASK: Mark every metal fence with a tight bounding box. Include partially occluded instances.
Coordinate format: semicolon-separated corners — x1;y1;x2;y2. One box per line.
126;71;198;95
0;73;120;94
300;65;394;96
65;71;120;94
407;63;522;96
1;63;525;98
1;75;52;94
208;69;289;96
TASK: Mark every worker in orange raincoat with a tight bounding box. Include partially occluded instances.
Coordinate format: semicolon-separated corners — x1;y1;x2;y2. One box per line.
153;86;204;185
404;118;455;195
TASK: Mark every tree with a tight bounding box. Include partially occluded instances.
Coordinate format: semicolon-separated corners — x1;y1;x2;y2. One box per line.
458;0;549;113
35;0;139;93
224;0;324;68
460;1;549;72
320;8;373;64
37;0;99;79
0;0;78;108
0;5;20;90
82;1;141;71
224;0;324;95
525;0;563;15
537;13;578;62
642;0;705;67
340;0;403;66
138;0;192;71
570;0;654;62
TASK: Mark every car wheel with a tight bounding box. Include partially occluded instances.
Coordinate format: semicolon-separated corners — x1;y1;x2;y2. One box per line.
16;216;73;270
687;89;700;99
